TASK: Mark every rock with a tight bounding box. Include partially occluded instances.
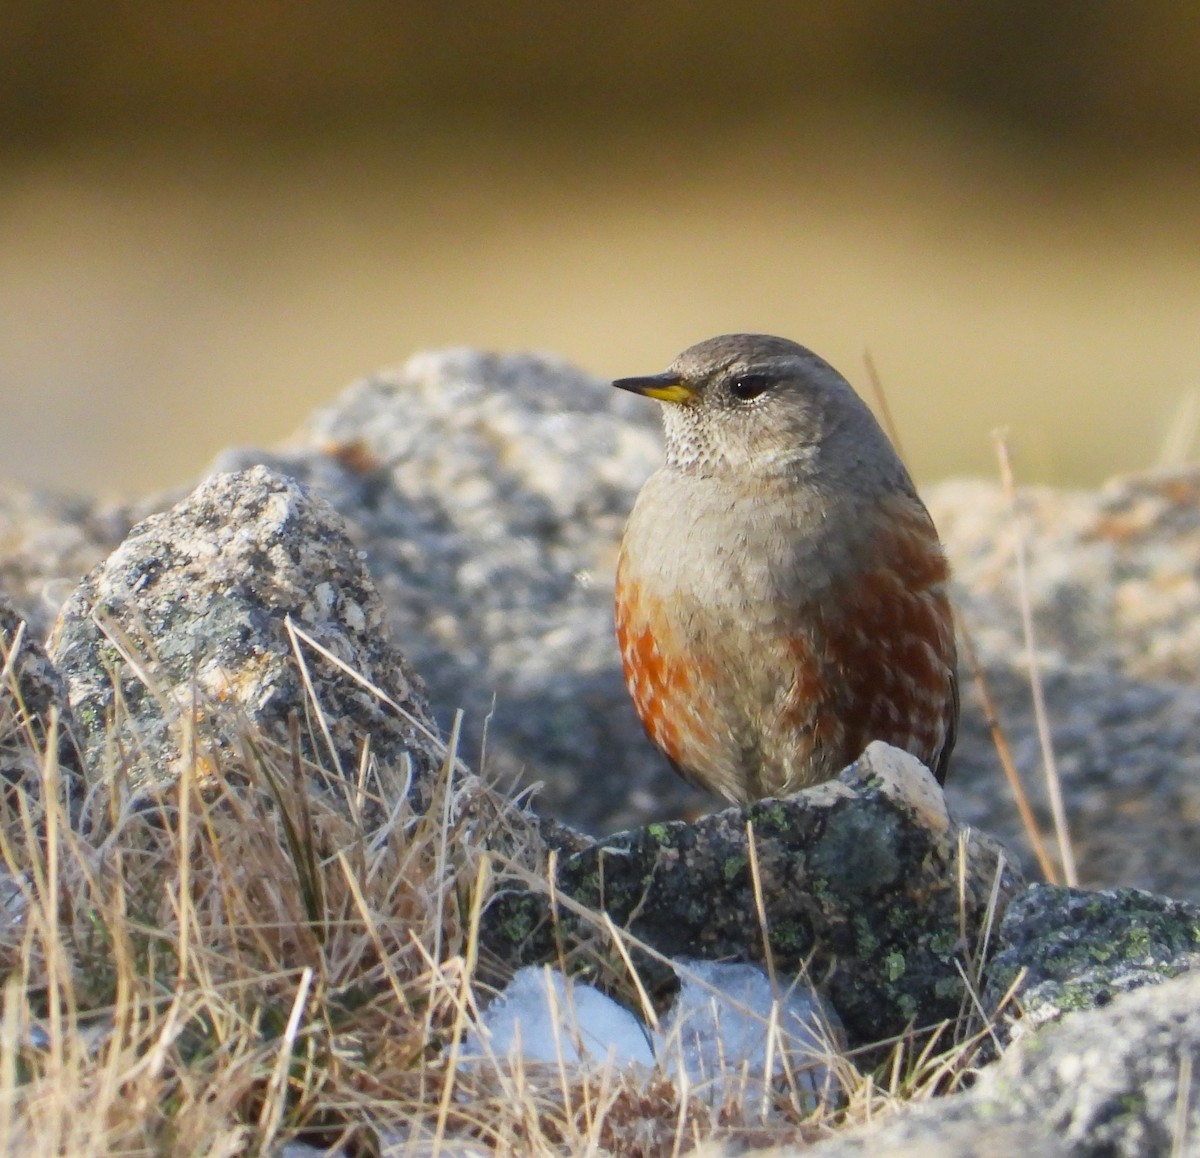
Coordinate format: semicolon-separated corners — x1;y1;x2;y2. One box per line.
927;470;1200;682
928;471;1200;900
3;350;1200;1154
985;883;1200;1038
46;466;446;811
803;1114;1064;1158
946;664;1200;900
0;482;145;642
5;350;1200;899
203;354;1200;903
805;969;1200;1158
480;743;1023;1050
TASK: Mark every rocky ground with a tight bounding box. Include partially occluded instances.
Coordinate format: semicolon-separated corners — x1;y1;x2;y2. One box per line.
5;349;1200;900
4;348;1200;1154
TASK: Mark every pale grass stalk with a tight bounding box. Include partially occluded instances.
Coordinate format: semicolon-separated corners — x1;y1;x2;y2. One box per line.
669;1063;692;1158
972;850;1009;992
1172;1050;1193;1158
955;827;969;952
745;820;778;986
759;1001;783;1122
196;773;284;972
852;361;1061;884
0;619;26;680
0;975;21;1147
501;855;852;1106
256;964;314;1154
284;616;351;795
0;628;1024;1151
36;725;66;1080
432;710;465;972
177;705;196;987
986;966;1030;1033
1158;387;1200;468
951;958;996;1044
284;617;455;761
541;968;586;1138
994;432;1078;886
862;348;906;463
600;911;660;1034
335;850;415;1016
957;610;1060;882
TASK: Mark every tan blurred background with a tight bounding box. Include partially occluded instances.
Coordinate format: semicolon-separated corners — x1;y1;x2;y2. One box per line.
2;1;1199;498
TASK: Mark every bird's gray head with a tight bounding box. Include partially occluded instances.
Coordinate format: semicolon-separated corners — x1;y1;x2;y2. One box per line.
614;334;905;487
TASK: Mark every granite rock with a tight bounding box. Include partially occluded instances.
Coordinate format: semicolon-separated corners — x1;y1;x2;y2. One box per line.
806;968;1200;1158
985;883;1200;1039
45;466;445;812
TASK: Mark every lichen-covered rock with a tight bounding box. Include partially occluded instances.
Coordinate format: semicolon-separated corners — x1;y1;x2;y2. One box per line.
806;969;1200;1158
481;743;1023;1048
985;883;1200;1038
46;466;444;808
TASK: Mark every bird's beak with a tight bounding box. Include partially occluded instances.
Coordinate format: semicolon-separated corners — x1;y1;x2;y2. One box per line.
613;372;696;404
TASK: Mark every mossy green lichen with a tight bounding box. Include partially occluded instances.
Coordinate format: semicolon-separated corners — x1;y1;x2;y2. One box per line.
767;918;812;955
929;929;959;958
933;975;965;1001
852;913;881;957
722;854;748;883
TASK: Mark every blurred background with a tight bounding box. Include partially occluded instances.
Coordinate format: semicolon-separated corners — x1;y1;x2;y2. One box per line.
2;1;1199;499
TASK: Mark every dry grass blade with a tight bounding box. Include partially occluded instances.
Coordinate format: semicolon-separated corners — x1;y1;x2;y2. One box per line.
1158;387;1200;468
856;359;1059;884
993;432;1078;886
745;820;777;988
956;615;1060;883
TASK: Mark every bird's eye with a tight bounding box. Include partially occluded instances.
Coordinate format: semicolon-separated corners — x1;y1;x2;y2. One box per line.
729;374;772;402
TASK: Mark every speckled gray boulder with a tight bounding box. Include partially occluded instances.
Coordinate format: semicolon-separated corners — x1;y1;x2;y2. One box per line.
805;969;1200;1158
985;883;1200;1038
46;466;444;810
204;354;1200;902
929;471;1200;902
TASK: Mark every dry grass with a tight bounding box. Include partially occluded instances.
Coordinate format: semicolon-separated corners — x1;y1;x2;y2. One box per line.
0;639;1009;1158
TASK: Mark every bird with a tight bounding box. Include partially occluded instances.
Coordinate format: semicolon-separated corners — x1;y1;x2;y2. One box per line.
613;334;958;804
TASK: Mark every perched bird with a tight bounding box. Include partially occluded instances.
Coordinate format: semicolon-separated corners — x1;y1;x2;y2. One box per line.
613;334;958;804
